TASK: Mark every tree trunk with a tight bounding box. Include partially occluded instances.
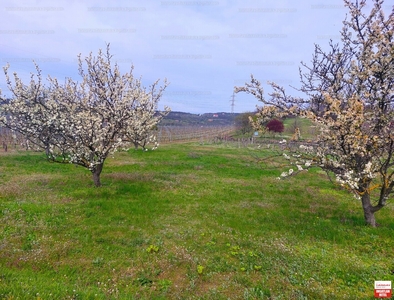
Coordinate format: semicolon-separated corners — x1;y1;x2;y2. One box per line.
361;193;377;227
92;162;104;187
45;144;50;158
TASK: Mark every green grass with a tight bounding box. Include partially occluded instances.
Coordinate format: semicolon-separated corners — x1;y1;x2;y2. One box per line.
283;117;317;140
0;143;393;299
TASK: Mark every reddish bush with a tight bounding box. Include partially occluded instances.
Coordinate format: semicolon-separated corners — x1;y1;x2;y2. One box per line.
266;119;284;133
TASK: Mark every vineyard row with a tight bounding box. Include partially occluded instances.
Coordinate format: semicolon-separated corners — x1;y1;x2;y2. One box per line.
157;125;236;143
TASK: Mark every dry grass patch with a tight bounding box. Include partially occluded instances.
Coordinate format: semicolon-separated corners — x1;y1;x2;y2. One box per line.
106;156;144;167
105;172;154;182
0;173;62;200
238;201;274;209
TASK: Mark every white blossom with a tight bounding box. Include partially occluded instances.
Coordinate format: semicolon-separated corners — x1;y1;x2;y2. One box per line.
0;44;170;187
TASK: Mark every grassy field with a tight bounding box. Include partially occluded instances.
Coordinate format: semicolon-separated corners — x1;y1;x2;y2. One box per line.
0;142;393;299
282;117;317;139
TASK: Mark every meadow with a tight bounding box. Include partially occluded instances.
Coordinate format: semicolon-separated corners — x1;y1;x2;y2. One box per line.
0;141;393;299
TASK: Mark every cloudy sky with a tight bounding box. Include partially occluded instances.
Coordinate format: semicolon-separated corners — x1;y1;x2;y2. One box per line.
0;0;390;113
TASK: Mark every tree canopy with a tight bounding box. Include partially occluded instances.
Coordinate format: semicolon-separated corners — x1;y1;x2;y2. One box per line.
1;44;170;187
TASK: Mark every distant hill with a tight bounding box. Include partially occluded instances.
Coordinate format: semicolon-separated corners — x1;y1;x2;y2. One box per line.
160;111;239;126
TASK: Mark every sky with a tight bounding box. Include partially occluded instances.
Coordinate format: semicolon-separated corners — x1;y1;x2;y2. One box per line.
0;0;391;114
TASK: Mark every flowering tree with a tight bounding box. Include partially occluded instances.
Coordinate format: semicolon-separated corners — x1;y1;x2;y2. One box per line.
1;45;170;187
236;0;394;226
0;65;70;157
123;84;167;151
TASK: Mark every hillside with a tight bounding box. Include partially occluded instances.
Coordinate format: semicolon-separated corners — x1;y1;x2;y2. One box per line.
160;111;239;126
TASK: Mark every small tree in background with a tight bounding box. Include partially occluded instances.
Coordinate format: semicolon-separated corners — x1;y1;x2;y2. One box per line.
266;119;284;135
234;112;255;135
